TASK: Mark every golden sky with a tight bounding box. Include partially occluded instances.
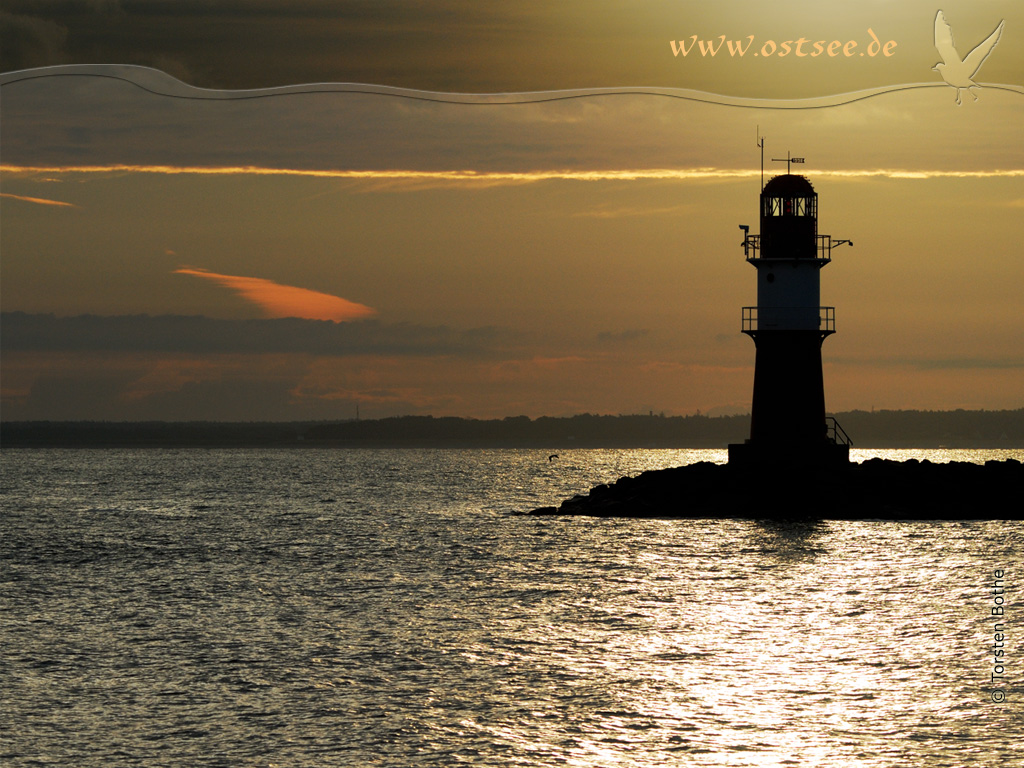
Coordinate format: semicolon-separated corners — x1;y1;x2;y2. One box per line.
1;1;1022;420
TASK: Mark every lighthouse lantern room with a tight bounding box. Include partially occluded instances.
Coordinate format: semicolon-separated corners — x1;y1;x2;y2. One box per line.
729;159;852;467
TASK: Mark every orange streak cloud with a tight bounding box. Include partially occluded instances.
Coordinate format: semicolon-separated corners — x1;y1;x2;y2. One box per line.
4;165;1023;183
0;192;79;207
175;267;376;322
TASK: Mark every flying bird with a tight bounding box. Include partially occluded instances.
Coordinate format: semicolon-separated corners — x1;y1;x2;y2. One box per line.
932;11;1005;105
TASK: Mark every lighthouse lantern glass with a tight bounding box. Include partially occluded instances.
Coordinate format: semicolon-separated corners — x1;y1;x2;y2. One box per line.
763;196;815;218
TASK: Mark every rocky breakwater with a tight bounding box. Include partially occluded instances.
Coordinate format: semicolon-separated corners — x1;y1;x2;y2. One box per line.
529;459;1023;519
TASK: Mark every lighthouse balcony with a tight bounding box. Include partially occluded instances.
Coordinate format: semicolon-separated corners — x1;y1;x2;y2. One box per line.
742;306;835;335
742;234;839;263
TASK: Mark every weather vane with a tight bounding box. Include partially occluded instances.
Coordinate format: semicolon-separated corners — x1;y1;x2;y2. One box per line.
771;150;805;175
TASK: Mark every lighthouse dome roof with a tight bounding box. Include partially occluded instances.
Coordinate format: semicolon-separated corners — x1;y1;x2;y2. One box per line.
762;174;815;197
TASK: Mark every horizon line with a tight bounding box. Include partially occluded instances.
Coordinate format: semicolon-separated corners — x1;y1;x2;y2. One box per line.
6;406;1024;426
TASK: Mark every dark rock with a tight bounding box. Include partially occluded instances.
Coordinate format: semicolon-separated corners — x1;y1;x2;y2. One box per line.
529;459;1023;519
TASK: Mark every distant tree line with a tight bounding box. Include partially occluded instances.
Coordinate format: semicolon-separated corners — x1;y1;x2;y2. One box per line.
830;409;1024;447
3;409;1023;447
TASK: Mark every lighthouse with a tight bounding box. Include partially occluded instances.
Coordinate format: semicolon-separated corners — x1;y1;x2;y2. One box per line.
728;159;852;466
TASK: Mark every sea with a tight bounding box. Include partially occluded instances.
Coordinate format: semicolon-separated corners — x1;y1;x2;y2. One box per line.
1;447;1021;767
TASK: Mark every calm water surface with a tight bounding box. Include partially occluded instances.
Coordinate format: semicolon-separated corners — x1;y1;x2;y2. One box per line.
1;448;1021;766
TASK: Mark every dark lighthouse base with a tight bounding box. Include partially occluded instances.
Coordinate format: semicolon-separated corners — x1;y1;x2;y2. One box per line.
727;440;850;468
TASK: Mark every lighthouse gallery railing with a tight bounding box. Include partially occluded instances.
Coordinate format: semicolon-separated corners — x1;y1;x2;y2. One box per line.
742;234;839;262
742;306;835;333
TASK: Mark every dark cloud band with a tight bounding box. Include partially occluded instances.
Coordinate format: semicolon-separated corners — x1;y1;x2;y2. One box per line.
1;312;517;357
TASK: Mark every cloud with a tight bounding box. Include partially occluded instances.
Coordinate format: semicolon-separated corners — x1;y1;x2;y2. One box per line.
597;329;650;344
0;316;547;421
3;3;1021;97
5;164;1023;187
0;3;564;91
173;267;376;322
829;354;1024;371
2;66;1021;183
575;203;693;219
0;312;520;357
0;11;69;72
8;369;138;421
908;357;1024;371
0;191;79;207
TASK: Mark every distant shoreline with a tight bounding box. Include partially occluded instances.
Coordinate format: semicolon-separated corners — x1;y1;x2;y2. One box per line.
3;409;1023;448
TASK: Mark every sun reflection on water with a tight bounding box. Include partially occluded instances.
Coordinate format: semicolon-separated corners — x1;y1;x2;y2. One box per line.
462;516;1019;767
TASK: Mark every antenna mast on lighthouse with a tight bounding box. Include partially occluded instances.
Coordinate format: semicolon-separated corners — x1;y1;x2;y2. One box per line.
757;126;765;191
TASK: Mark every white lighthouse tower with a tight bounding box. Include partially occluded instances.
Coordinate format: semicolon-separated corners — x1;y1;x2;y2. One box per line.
728;155;852;466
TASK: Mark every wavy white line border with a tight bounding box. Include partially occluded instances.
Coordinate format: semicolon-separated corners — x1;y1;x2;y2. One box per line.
2;64;1022;108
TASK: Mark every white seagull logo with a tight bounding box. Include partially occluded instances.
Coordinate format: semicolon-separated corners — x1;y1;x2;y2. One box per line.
932;10;1005;105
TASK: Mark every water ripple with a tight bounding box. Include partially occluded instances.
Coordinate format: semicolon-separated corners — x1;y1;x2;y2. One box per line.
2;448;1021;766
